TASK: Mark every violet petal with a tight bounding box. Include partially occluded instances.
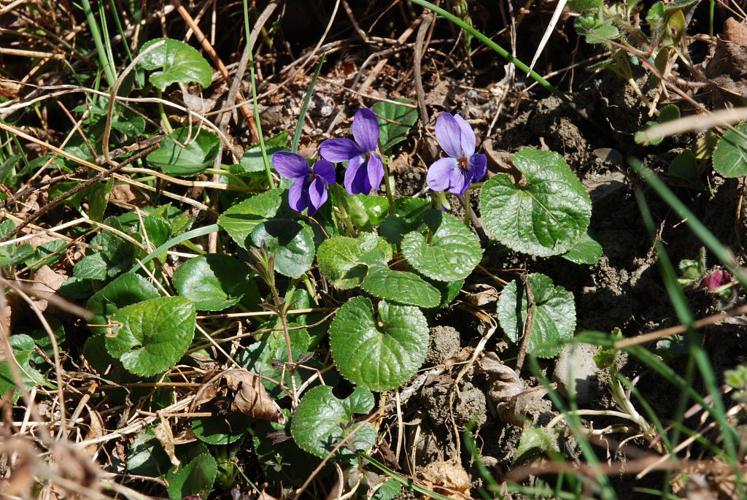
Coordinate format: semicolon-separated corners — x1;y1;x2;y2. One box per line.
344;155;371;195
288;177;309;213
319;138;360;163
448;165;467;195
272;152;310;179
352;108;380;152
426;157;458;192
367;153;384;193
454;114;476;157
313;159;337;185
435;113;464;158
469;153;487;183
307;177;328;215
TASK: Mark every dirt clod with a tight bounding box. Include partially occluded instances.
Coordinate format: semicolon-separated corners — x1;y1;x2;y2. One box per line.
427;325;461;365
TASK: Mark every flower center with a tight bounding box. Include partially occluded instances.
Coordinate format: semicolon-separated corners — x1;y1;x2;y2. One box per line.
457;156;470;170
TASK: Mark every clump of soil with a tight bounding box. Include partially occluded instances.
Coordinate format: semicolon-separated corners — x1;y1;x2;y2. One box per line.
421;382;488;429
427;325;461;365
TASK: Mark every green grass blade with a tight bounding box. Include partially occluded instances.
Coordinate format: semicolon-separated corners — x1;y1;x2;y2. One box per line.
409;0;562;97
358;453;453;500
129;223;218;273
243;0;275;188
80;0;117;87
528;355;617;499
291;54;325;153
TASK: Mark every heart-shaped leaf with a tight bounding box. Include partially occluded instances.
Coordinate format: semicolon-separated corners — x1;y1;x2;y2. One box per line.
106;296;196;376
249;219;315;278
138;38;212;90
173;254;259;311
317;233;392;290
218;189;283;248
86;273;160;335
147;127;220;177
372;99;418;152
401;212;482;281
713;122;747;178
561;233;603;265
165;450;217;500
191;414;252;445
479;148;591;257
291;385;375;458
497;273;576;358
361;266;441;308
329;297;429;391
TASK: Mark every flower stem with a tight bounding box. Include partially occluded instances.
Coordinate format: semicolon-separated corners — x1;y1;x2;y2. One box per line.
382;156;396;216
331;185;356;236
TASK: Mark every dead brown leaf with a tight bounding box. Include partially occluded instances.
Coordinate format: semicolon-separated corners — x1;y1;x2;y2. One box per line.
50;441;100;497
154;417;180;467
0;437;40;497
194;369;284;423
29;265;68;311
477;352;548;425
420;460;471;499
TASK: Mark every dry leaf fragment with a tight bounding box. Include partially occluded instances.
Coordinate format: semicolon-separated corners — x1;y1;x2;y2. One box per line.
420;460;471;499
478;352;548;425
0;437;39;497
29;265;67;312
155;417;180;467
194;369;284;423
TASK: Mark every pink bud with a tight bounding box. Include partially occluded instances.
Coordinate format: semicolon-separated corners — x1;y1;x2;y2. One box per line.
702;268;731;291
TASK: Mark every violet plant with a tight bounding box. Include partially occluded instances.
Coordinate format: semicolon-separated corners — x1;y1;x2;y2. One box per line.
215;101;597;460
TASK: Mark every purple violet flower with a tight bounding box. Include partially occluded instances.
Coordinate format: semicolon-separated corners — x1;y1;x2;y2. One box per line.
272;152;336;215
426;112;487;196
319;108;384;195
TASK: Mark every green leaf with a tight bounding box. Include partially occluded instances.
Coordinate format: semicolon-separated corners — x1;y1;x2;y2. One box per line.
86;273;160;335
380;198;431;244
239;328;313;399
23;240;66;271
128;428;171;477
514;426;558;463
436;279;464;307
668;149;702;187
238;132;288;173
191;414;251;445
147;127;220;177
497;273;576;358
641;104;680;146
401;212;482;281
165;451;217;500
73;253;108;280
0;334;47;402
713;123;747;178
173;254;259;311
347;194;390;230
361;266;441;308
218;189;283;248
249;219;315;278
561;233;603;265
0;243;34;267
479;148;591;257
291;385;375;458
317;233;392;290
372;99;418;152
329;297;429;391
575;15;619;44
138;38;212;90
142;215;172;249
105;297;196;376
